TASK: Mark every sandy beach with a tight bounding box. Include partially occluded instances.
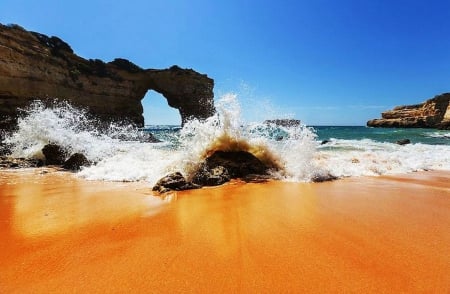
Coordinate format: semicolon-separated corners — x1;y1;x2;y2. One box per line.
1;169;449;293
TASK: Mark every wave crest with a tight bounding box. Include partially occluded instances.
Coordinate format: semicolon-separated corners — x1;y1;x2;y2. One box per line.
5;95;449;183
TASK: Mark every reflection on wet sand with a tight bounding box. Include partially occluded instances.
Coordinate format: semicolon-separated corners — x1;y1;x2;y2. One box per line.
0;170;449;293
0;169;165;238
173;182;320;259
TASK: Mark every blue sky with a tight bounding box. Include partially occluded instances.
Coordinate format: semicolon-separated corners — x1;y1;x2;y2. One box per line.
1;0;449;125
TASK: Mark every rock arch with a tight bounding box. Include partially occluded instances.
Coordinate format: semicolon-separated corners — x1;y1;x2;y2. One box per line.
0;23;215;133
142;66;215;126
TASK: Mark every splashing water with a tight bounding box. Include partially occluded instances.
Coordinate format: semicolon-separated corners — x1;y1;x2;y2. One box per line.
4;100;147;162
4;95;450;184
174;93;321;181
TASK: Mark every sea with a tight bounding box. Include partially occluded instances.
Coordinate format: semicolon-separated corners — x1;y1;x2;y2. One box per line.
4;94;450;185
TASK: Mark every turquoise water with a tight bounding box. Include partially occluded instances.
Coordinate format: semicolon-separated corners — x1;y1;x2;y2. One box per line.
5;96;450;182
313;126;450;145
145;125;450;146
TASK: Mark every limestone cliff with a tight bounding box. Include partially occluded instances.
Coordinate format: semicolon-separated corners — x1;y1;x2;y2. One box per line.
0;23;214;134
367;93;450;129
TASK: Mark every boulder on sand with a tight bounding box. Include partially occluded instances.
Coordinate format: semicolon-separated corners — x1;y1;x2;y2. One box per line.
192;150;269;186
153;150;272;193
192;165;231;186
42;144;67;165
62;153;91;171
152;172;200;193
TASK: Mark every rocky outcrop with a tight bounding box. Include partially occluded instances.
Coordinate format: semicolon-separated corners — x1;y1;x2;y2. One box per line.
396;139;411;145
0;156;43;169
193;151;268;183
62;153;90;171
367;93;450;129
152;150;273;193
0;23;214;134
152;172;200;193
264;119;301;127
42;144;67;165
193;165;231;186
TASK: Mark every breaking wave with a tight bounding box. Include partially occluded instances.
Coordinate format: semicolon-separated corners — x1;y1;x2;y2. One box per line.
4;95;450;184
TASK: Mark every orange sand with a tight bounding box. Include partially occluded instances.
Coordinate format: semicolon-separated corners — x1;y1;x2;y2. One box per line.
0;169;449;293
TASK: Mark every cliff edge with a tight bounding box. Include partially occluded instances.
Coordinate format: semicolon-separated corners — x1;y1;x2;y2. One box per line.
367;93;450;129
0;23;215;134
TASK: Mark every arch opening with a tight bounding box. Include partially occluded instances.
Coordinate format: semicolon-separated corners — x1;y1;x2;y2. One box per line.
142;90;181;127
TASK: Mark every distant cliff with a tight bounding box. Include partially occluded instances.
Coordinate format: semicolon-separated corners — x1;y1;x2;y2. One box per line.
0;23;215;133
367;93;450;129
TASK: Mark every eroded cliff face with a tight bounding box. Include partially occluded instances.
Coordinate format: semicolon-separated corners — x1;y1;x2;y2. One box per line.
0;23;214;134
367;93;450;129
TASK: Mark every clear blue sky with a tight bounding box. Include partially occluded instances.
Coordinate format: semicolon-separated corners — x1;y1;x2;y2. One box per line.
1;0;449;125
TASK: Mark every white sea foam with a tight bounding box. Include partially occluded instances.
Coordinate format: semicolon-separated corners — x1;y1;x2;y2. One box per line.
5;96;450;184
425;131;450;139
316;139;450;177
5;100;145;161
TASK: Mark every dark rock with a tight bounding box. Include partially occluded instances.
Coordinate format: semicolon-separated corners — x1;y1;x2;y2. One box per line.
152;172;200;193
0;23;215;133
202;151;267;179
242;174;272;183
0;131;10;156
0;143;11;156
0;156;43;169
192;165;231;186
367;93;450;129
139;133;161;143
114;132;161;143
192;150;269;186
36;159;44;167
42;144;67;165
321;139;331;145
312;173;338;182
154;151;274;191
62;153;90;171
396;139;411;145
264;119;301;127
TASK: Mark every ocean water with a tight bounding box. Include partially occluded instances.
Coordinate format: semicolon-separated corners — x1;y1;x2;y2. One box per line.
4;94;450;184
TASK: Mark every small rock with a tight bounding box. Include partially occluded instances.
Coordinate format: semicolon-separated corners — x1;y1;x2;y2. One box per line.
152;172;200;193
139;133;161;143
312;173;338;182
396;139;411;145
62;153;90;171
0;156;44;169
264;119;301;127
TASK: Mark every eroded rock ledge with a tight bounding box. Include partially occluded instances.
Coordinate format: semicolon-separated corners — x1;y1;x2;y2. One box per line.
367;93;450;129
0;23;215;134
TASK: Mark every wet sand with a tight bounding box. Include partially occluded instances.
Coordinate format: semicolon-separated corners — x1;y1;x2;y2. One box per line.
0;169;449;293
